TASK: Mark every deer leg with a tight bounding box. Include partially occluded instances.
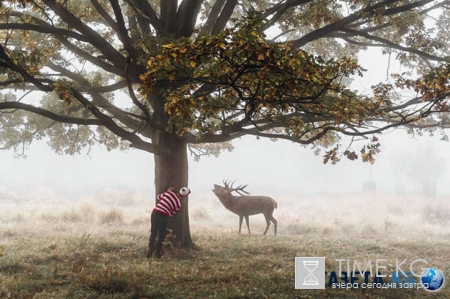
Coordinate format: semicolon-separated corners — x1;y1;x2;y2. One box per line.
239;216;243;234
245;215;251;235
271;216;278;236
263;214;271;235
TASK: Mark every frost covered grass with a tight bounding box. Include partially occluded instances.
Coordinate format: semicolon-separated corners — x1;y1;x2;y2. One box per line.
0;189;449;298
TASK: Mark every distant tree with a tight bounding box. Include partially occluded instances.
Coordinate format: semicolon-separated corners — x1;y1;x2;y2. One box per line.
1;0;450;247
392;141;444;195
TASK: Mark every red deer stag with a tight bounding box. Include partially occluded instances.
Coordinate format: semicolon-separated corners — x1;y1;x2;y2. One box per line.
212;181;277;235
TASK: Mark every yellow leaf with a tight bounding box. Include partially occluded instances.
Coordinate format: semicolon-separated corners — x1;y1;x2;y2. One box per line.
190;61;197;67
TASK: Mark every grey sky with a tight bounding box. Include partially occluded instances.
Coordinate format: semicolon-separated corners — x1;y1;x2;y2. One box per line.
0;129;449;201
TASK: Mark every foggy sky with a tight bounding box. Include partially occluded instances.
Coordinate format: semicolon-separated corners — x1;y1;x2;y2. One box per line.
0;130;449;202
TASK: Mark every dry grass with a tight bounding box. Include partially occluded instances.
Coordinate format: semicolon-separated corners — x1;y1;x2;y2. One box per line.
0;190;449;298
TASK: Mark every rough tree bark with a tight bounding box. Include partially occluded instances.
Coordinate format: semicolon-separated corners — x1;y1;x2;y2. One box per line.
154;134;193;248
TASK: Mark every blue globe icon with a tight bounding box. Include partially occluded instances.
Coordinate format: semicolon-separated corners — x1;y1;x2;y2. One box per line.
421;268;444;291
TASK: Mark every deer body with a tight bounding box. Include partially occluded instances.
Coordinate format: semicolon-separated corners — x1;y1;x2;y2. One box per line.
213;183;278;235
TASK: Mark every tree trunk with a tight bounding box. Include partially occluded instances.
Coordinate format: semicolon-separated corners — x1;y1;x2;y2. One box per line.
154;134;193;248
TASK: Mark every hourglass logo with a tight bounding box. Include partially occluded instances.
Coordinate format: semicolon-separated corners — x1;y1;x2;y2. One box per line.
295;257;325;289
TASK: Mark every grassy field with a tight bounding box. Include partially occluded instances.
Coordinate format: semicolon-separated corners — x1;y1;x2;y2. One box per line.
0;189;449;298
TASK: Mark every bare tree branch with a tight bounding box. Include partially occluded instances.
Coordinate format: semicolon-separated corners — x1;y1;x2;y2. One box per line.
90;0;119;31
69;88;171;156
0;22;86;40
0;101;101;125
41;0;127;71
202;0;226;34
161;0;178;33
109;0;141;64
55;36;125;78
5;11;126;77
0;45;52;91
264;0;313;29
211;0;237;34
124;0;163;33
46;62;150;133
289;0;433;48
176;0;203;37
337;29;448;62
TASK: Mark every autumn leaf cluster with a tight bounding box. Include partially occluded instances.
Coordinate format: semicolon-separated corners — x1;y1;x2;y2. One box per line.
395;64;450;108
141;16;383;139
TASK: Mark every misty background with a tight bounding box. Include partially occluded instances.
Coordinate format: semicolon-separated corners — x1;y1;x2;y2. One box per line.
0;49;449;203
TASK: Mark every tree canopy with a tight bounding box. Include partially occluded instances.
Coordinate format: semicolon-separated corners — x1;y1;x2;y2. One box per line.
0;0;449;163
1;0;450;245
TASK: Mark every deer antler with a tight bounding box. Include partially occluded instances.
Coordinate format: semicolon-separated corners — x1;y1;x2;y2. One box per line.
231;182;250;195
223;180;230;188
222;180;250;195
223;180;250;195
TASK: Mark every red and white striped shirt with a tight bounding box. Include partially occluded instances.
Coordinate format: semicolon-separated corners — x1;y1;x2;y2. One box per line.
154;190;181;217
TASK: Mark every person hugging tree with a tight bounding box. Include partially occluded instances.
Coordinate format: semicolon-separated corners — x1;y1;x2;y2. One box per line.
147;186;191;258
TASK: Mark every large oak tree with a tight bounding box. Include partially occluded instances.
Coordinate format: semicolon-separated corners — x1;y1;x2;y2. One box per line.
0;0;450;247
